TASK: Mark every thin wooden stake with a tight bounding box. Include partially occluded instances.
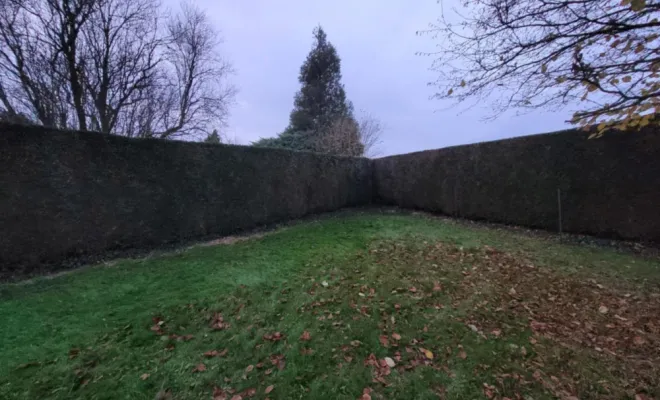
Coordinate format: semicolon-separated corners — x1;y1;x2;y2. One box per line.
557;188;563;236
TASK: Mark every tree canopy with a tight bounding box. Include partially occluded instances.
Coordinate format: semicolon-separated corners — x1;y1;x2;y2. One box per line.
254;26;363;155
0;0;235;139
421;0;660;136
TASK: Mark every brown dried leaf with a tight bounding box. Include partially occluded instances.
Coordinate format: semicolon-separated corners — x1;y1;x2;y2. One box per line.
300;330;311;341
68;348;80;359
360;387;373;400
213;386;227;400
192;363;206;373
379;335;389;347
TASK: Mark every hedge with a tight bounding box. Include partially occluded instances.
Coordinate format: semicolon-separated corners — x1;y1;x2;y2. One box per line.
0;123;372;278
373;124;660;242
2;121;659;280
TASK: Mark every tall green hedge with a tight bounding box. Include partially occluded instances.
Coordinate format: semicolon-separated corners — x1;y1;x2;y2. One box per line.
0;123;372;278
373;124;660;242
2;121;659;280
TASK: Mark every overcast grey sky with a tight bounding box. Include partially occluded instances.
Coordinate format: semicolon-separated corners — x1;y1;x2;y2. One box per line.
187;0;573;156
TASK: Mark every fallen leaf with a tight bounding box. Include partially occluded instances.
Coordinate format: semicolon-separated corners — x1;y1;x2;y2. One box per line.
263;332;284;341
360;387;372;400
204;350;220;357
242;388;256;397
321;281;329;287
300;347;314;355
599;305;609;314
509;287;517;296
483;383;495;399
210;313;230;331
219;348;229;357
384;357;396;367
433;281;442;291
265;385;274;394
68;348;80;359
422;348;434;359
490;329;501;337
458;350;467;359
192;363;206;373
392;333;401;340
409;287;417;293
300;331;311;341
155;389;173;400
245;365;254;373
140;373;150;380
379;335;389;347
213;386;227;400
633;336;646;345
351;340;361;347
394;304;401;310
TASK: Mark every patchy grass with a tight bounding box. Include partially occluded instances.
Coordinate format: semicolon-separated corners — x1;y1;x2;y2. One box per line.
1;211;659;400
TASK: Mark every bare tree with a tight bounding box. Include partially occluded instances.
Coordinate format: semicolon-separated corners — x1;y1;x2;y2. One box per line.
314;116;364;157
151;3;236;139
311;111;384;157
0;0;235;139
421;0;660;135
80;0;162;134
357;111;384;157
0;0;73;128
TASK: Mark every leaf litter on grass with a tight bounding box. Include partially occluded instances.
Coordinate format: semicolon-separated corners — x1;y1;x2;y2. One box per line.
367;239;660;399
5;218;659;400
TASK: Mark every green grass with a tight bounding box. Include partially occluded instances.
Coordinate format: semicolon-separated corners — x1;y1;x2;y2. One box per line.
1;211;659;400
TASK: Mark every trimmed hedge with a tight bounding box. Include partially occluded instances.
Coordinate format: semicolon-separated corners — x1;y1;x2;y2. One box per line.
373;124;660;242
0;123;372;278
2;121;660;279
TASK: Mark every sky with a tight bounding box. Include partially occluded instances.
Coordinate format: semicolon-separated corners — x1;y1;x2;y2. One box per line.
184;0;574;156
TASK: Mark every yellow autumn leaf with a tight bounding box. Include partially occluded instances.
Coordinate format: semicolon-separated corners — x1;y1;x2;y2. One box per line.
460;80;466;87
447;88;454;95
640;114;652;127
556;76;566;84
623;76;632;83
541;64;547;73
631;0;646;11
423;349;434;359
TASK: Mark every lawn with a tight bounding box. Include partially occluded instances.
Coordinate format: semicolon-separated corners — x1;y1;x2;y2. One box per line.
1;211;659;400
